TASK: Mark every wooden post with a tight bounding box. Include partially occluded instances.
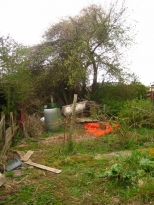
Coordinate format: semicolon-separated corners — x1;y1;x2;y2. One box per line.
10;112;14;135
0;112;5;142
0;113;3;141
7;85;11;113
67;94;77;152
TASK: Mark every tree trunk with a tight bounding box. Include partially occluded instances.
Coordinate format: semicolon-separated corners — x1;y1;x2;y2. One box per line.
92;61;98;92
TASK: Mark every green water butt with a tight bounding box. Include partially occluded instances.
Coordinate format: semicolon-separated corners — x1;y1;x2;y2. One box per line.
44;108;62;132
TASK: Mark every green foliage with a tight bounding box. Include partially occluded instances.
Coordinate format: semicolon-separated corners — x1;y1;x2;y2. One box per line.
5;171;14;178
0;36;35;113
40;3;136;96
67;141;74;153
112;126;154;151
90;82;146;102
100;99;125;116
119;98;154;128
138;177;154;204
2;128;154;204
1;68;34;113
90;82;146;116
0;2;139;111
139;158;154;172
103;151;154;184
12;131;25;146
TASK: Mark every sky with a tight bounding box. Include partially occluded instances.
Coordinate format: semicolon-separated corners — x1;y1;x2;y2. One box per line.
0;0;154;86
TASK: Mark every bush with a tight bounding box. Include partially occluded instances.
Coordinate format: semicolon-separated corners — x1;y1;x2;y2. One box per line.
118;98;154;128
102;151;154;184
99;99;125;116
89;82;147;117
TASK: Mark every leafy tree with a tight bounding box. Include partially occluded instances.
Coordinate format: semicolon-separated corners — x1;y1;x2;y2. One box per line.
28;40;87;105
0;35;18;75
0;36;34;113
43;3;135;93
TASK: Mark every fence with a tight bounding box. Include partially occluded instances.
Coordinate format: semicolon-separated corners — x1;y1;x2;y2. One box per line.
146;91;154;100
0;112;19;159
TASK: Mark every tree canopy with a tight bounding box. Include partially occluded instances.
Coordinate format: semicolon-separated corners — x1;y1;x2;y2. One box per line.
0;3;143;113
0;36;35;113
41;3;135;92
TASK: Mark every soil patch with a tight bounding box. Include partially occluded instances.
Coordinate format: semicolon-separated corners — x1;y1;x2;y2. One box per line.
41;132;96;145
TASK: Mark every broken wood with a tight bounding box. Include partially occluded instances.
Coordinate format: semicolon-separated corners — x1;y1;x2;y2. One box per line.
25;160;62;174
76;117;99;123
13;150;25;160
0;173;5;187
0;112;19;159
21;150;34;162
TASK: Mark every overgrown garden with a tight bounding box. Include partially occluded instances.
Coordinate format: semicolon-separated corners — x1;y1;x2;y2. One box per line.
0;2;154;204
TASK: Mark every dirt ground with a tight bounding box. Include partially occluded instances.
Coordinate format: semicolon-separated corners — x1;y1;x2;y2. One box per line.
41;132;96;145
13;122;97;150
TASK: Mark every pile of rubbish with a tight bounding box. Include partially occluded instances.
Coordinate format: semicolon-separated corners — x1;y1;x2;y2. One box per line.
84;122;120;137
0;150;62;187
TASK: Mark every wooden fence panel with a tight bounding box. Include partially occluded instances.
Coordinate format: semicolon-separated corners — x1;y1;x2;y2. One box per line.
0;113;5;141
0;112;19;159
5;127;12;143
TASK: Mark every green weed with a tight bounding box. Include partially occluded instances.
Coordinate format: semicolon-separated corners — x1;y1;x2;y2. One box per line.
5;171;14;178
101;150;154;203
2;125;154;204
12;131;24;146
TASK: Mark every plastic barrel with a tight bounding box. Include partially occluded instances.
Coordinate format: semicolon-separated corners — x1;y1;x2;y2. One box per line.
44;108;61;132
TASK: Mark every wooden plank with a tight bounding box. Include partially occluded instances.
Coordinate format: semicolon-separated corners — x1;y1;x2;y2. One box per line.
5;127;12;143
1;114;5;141
1;138;12;157
5;127;12;136
0;115;5;140
76;117;99;123
0;111;19;159
13;125;19;132
21;150;34;162
0;117;4;129
13;150;25;160
0;173;5;187
10;112;14;135
25;160;62;174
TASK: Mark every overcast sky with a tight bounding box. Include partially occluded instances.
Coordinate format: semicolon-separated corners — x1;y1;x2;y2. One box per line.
0;0;154;86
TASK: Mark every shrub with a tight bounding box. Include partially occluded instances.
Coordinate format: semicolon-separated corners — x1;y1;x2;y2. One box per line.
102;151;154;184
118;98;154;128
99;99;125;116
89;82;147;117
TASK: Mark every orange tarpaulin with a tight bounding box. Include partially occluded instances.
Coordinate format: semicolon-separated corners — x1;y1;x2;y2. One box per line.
84;122;120;137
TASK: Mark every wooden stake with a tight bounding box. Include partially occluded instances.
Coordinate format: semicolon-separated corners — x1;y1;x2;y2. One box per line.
68;94;77;150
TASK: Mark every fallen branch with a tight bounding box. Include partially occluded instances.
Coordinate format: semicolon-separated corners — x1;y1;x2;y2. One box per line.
131;106;153;116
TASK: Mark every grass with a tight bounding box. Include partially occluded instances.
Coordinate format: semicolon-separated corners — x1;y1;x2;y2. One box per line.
1;126;154;204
